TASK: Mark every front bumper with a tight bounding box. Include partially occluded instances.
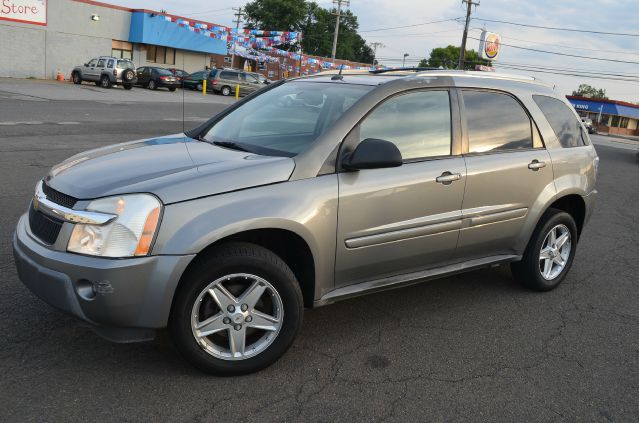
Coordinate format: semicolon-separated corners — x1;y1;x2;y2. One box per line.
13;213;194;342
583;189;597;227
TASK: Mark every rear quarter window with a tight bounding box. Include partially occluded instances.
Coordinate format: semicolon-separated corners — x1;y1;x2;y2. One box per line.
533;95;586;148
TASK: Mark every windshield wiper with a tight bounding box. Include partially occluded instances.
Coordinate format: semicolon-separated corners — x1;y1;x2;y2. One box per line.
212;140;252;153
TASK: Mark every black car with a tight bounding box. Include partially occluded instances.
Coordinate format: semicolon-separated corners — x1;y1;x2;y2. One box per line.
135;67;180;91
167;68;189;85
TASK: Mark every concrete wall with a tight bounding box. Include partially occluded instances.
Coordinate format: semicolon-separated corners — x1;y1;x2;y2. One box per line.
0;0;132;79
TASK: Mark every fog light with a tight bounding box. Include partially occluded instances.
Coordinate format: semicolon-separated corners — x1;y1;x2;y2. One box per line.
76;279;96;300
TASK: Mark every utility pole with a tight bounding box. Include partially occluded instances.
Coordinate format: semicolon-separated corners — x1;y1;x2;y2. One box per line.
369;41;384;65
231;7;244;69
331;0;350;60
458;0;479;70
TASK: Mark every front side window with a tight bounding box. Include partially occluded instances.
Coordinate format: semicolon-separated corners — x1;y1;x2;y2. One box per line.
533;95;585;148
359;90;452;160
202;81;372;156
463;90;533;153
87;59;98;67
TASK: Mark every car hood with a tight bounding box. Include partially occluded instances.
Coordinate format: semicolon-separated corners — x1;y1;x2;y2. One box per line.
45;134;296;204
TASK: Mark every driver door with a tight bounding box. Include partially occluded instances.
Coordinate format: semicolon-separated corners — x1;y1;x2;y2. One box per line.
84;58;99;81
335;89;466;287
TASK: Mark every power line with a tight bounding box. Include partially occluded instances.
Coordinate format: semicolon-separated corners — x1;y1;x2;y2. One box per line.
474;17;639;37
495;65;639;84
359;17;462;33
467;36;639;65
178;7;234;16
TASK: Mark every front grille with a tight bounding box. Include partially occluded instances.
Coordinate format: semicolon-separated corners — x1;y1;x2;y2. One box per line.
29;204;64;245
42;182;77;209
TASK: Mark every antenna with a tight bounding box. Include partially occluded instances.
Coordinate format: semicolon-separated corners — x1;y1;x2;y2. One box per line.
331;64;345;80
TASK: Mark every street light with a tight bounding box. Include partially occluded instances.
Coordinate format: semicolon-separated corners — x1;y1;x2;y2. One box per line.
402;53;409;68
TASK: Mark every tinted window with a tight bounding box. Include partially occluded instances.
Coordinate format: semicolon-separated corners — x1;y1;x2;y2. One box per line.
220;71;239;81
153;68;173;76
107;59;114;68
360;90;451;160
463;90;533;153
203;82;372;156
189;71;204;79
533;95;586;147
97;59;106;67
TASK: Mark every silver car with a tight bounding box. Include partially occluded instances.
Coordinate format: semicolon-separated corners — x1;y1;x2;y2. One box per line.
13;70;598;375
71;56;137;89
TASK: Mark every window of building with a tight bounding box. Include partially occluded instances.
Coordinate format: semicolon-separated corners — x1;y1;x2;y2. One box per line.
619;117;629;128
146;46;175;65
112;49;132;60
359;90;452;160
533;95;585;148
611;115;620;127
464;90;533;153
224;56;232;64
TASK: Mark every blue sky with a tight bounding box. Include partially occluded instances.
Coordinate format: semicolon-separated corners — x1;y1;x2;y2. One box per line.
106;0;639;101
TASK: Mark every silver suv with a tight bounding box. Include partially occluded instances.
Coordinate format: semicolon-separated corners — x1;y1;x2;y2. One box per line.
13;70;598;375
71;56;137;89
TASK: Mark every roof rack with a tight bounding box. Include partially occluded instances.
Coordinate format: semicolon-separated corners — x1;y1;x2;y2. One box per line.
369;67;441;74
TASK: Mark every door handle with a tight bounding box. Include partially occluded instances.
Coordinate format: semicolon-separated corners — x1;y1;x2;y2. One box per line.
436;171;461;185
528;160;546;171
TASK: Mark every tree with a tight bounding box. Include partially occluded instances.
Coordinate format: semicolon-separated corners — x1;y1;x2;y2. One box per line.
243;0;374;63
572;84;607;99
417;45;490;69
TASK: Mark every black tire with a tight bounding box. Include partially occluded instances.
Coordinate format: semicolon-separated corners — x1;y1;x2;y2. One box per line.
169;87;176;92
123;84;133;90
169;242;304;375
122;69;135;83
148;79;157;90
72;72;82;85
511;208;578;291
221;85;231;96
100;75;112;89
196;82;203;91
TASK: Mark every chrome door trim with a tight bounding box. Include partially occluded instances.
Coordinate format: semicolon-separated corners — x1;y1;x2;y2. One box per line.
33;181;116;225
461;205;528;228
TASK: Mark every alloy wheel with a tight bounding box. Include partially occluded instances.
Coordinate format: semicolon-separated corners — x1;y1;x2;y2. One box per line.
190;273;284;361
539;224;572;280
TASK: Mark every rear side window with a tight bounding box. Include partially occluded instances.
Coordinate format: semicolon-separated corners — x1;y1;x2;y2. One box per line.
359;90;451;160
107;59;114;68
97;59;106;67
533;95;586;147
463;90;533;153
220;71;239;81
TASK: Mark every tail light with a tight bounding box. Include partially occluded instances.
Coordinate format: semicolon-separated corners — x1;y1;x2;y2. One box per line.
113;69;117;76
160;76;168;80
211;79;218;85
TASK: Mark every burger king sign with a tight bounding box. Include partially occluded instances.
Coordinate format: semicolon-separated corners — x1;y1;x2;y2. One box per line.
0;0;46;26
479;30;501;61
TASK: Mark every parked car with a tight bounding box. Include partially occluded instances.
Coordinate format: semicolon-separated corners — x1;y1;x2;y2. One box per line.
167;68;189;85
183;69;264;96
13;69;598;376
581;117;596;134
71;56;136;89
135;67;180;91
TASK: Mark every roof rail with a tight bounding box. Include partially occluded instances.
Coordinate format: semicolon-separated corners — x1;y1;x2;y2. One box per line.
369;67;440;74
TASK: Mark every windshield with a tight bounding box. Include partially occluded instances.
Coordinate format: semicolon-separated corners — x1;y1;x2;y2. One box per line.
201;81;372;156
155;68;174;76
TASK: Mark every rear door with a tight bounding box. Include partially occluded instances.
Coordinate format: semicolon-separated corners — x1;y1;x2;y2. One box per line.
455;89;554;260
335;89;466;287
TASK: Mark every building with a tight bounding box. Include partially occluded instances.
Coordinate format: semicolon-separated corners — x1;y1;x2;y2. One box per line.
0;0;371;81
567;95;639;136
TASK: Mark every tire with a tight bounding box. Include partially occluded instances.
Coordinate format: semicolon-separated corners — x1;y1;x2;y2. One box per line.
196;82;203;91
169;87;176;92
72;72;82;85
122;69;135;83
123;84;133;90
511;208;578;291
148;80;157;90
169;242;304;375
100;75;112;89
221;86;231;96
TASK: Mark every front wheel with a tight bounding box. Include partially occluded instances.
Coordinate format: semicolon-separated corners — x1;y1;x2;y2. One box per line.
169;242;304;375
72;72;82;84
511;209;578;291
100;75;112;89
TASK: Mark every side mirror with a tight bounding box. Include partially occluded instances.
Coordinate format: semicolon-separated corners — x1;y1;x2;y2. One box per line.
342;138;403;170
84;63;88;67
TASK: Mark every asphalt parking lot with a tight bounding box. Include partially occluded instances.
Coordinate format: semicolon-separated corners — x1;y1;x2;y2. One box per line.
1;78;638;422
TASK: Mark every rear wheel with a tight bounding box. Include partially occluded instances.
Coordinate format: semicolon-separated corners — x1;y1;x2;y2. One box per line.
100;75;112;89
72;72;82;84
169;242;303;375
511;209;578;291
196;82;203;91
148;80;157;90
221;86;231;96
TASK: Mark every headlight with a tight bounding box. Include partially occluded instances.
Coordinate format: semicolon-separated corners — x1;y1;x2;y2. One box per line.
68;194;161;257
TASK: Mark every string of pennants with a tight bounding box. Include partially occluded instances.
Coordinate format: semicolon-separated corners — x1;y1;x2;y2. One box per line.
160;14;376;71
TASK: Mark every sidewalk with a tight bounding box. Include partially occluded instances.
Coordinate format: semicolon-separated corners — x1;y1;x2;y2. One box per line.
595;132;639;143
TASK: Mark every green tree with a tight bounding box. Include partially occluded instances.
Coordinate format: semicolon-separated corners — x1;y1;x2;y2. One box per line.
417;45;489;69
572;84;607;99
243;0;374;63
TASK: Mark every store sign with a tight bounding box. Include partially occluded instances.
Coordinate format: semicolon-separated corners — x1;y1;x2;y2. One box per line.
574;104;588;110
479;30;501;60
0;0;47;26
